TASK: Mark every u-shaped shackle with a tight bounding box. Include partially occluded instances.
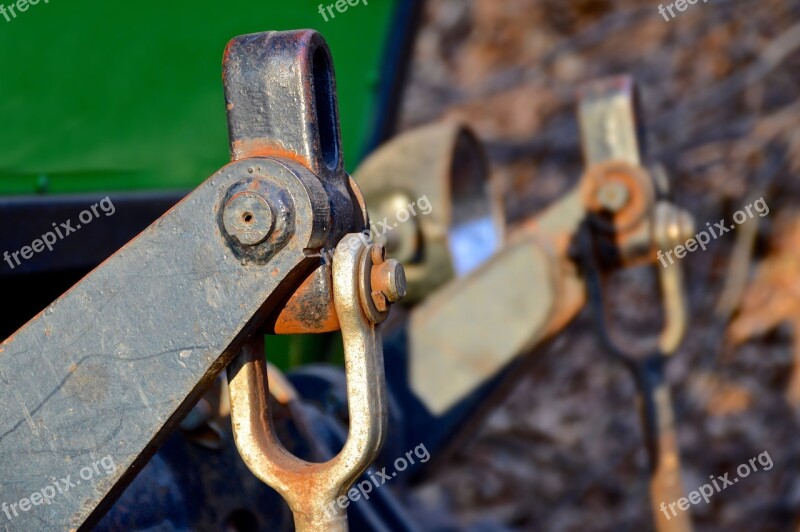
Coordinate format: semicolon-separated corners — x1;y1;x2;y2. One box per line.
227;235;392;531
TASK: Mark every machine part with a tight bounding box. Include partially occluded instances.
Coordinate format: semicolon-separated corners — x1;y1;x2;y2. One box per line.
582;230;690;532
354;122;503;303
99;369;315;532
360;243;407;321
579;204;690;364
0;30;367;530
578;75;643;167
223;30;358;250
0;154;327;530
577;77;693;532
404;77;665;415
227;235;389;532
580;160;655;234
370;245;407;308
399;77;694;532
653;202;694;354
409;239;562;414
222;191;276;246
578;76;659;268
102;359;405;531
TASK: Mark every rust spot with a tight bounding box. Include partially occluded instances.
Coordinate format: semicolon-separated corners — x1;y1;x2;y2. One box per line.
580;161;653;234
231;138;312;170
272;266;340;335
222;39;236;72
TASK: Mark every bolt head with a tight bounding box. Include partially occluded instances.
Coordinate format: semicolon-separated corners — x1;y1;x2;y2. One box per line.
595;181;631;213
371;259;407;304
223;192;274;246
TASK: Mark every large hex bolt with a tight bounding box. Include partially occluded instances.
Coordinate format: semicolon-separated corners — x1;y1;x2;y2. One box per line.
369;244;407;313
223;191;274;246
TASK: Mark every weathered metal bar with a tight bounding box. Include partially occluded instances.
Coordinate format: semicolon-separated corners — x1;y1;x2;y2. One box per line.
0;156;329;530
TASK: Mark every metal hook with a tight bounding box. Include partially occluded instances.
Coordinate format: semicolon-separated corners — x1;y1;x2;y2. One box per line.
227;234;394;531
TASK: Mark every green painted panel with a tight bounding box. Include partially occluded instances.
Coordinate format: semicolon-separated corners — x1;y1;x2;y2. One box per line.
0;0;395;195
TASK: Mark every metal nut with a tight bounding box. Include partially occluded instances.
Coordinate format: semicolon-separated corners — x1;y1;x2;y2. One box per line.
223;191;274;246
370;243;386;265
371;290;389;313
370;259;407;307
359;243;408;323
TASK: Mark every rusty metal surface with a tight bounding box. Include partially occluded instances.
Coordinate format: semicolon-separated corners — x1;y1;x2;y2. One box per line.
272;267;340;335
224;30;367;336
580;160;655;236
227;235;391;532
0;29;360;530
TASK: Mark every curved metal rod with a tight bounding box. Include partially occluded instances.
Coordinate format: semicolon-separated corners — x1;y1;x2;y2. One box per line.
653;202;689;355
227;234;387;531
579;220;692;532
578;213;688;363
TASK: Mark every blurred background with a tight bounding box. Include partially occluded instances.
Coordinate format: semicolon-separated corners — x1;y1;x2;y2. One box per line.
398;1;800;530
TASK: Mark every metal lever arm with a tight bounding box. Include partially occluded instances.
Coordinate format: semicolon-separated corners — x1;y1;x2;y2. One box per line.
0;157;327;530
